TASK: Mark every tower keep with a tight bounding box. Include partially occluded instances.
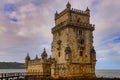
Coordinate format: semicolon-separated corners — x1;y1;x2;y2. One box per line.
25;2;97;79
51;2;96;78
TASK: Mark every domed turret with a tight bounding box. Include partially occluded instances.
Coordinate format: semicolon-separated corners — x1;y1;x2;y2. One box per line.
25;53;30;68
85;7;90;16
25;53;30;61
41;48;48;59
86;7;90;11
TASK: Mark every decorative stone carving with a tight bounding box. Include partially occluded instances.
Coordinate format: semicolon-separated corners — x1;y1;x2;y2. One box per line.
65;46;71;60
57;40;61;45
25;2;96;79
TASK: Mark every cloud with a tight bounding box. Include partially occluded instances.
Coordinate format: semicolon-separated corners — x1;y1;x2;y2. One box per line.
91;1;120;68
0;0;120;69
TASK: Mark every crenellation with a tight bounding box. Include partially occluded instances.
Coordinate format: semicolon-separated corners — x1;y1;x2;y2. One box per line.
51;2;96;78
55;8;89;21
71;8;87;15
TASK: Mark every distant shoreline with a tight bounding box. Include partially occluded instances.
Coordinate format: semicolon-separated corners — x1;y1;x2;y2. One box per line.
0;62;25;69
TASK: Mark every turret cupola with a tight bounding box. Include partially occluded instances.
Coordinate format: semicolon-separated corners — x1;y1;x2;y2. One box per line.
25;53;30;68
25;53;30;61
41;48;48;59
85;7;90;16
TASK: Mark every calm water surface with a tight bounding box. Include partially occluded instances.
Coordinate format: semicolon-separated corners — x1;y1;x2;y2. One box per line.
0;69;120;78
96;69;120;78
0;69;26;73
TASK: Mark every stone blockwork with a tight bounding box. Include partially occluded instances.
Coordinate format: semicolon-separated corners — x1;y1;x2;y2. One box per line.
51;2;96;78
25;2;96;79
25;48;52;77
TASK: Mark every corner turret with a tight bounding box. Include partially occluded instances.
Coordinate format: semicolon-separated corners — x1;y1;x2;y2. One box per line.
90;47;96;63
55;11;58;17
41;48;48;59
25;53;30;68
66;2;71;9
85;7;90;16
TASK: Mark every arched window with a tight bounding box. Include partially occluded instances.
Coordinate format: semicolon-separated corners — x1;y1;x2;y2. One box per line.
77;18;81;23
58;52;60;57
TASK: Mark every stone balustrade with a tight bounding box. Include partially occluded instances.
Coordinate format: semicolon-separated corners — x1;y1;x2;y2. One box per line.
52;21;95;33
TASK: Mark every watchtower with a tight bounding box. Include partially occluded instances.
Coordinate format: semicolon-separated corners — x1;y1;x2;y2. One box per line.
51;2;96;78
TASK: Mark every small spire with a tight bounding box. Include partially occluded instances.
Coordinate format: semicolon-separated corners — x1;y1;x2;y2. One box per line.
66;1;71;8
86;7;90;11
44;48;46;52
41;48;48;59
55;11;58;15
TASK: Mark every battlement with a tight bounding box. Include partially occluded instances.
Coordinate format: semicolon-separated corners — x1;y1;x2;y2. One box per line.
55;6;89;20
28;58;51;66
52;21;95;33
71;8;88;15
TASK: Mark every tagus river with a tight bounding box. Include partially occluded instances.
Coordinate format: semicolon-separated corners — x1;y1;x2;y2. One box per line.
0;69;120;78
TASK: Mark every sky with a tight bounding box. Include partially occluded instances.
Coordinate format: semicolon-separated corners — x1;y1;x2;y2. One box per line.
0;0;120;69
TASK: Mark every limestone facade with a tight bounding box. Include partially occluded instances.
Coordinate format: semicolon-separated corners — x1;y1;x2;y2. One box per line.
25;2;96;79
25;48;51;76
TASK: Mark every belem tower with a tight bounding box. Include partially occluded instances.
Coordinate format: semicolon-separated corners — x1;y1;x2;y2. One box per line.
25;2;97;79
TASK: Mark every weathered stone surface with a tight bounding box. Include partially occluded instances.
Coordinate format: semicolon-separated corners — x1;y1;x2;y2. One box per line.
25;2;96;79
51;2;96;78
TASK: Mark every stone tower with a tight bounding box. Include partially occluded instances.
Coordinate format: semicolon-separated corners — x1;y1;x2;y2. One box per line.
51;2;96;78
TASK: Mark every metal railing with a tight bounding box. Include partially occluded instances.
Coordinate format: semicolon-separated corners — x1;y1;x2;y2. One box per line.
0;72;25;80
